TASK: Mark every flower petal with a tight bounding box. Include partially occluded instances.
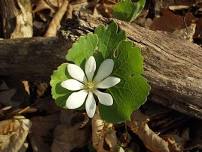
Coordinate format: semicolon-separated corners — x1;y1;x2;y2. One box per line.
94;90;113;106
66;90;88;109
85;92;96;118
61;79;84;91
85;56;96;81
68;64;86;82
96;76;121;89
94;59;114;82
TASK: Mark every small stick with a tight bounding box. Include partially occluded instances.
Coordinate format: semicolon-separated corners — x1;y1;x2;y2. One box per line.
44;0;68;37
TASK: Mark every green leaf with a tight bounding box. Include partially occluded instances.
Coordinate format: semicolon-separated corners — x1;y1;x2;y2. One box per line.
111;40;143;78
95;21;126;58
51;21;150;123
112;0;146;22
99;75;150;123
50;63;71;107
99;40;150;123
66;33;98;65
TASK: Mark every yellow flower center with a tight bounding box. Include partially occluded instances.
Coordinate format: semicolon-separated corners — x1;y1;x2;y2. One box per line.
84;81;96;91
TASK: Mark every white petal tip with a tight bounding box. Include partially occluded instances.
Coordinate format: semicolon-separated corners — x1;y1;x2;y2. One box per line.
96;76;121;89
87;113;94;118
116;78;121;84
66;90;87;109
94;90;113;106
89;56;95;60
67;64;86;82
85;56;96;81
94;59;115;82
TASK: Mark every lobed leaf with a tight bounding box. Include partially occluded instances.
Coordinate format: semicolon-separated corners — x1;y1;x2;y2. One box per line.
95;21;126;58
99;40;150;122
99;75;150;123
110;40;143;78
50;63;71;107
51;21;150;123
66;33;98;65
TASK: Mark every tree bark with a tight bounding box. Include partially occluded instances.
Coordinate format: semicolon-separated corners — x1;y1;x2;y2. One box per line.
0;14;201;119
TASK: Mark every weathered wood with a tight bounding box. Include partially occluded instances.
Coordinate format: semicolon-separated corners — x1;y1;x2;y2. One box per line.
0;37;70;79
0;14;201;119
120;22;202;119
80;14;202;119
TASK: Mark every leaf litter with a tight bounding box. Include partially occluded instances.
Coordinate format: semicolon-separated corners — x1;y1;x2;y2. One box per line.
0;0;202;151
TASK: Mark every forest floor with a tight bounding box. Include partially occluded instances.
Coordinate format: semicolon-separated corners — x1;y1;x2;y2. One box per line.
0;0;202;152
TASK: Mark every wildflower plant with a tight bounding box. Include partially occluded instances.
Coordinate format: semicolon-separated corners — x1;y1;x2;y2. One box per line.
61;56;121;118
50;21;150;123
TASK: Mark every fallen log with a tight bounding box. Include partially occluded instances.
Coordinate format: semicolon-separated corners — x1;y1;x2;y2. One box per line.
0;14;201;119
0;37;70;79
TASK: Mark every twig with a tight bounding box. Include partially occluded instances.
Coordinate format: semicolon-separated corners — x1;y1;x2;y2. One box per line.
44;0;68;37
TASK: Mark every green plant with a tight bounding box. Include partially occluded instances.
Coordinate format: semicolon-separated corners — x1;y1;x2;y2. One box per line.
50;21;150;123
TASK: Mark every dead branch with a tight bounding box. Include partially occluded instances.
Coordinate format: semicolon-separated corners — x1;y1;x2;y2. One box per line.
44;0;68;37
0;14;201;119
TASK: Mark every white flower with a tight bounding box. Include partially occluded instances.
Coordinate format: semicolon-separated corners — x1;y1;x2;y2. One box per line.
61;56;121;118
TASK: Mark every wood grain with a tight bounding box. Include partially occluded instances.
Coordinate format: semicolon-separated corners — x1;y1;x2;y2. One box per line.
0;14;201;118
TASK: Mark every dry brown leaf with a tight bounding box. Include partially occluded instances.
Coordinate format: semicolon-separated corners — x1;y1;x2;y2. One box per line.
96;3;113;18
0;80;24;107
33;98;60;114
194;18;202;40
70;0;90;13
51;123;89;152
48;0;64;7
33;0;55;13
153;0;195;17
105;124;118;151
44;0;68;37
0;88;16;106
91;0;118;18
29;114;60;152
0;81;9;90
22;81;30;95
11;0;33;38
128;111;170;152
51;110;90;152
172;23;196;42
36;82;48;97
0;116;31;152
163;134;186;152
185;120;202;150
169;5;190;11
150;9;195;32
